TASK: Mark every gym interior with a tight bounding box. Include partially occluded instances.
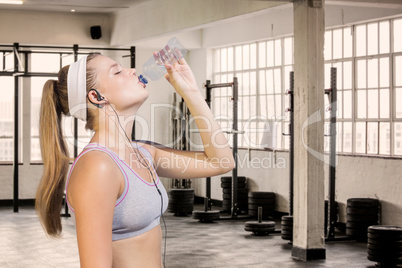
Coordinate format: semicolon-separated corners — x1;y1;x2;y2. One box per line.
1;0;402;267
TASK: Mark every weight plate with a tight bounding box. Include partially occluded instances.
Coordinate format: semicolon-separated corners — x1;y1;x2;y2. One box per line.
222;188;248;194
221;176;246;183
245;221;275;228
346;207;379;215
368;225;402;235
347;214;379;222
347;198;380;208
248;192;275;199
248;199;275;205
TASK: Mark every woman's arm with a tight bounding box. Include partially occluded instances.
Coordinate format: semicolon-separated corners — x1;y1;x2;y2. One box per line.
147;58;235;179
67;151;123;268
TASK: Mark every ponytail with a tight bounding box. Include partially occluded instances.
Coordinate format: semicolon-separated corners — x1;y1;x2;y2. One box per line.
36;53;99;237
36;78;70;237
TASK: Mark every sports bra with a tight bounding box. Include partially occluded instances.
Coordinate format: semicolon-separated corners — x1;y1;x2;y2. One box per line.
65;142;168;241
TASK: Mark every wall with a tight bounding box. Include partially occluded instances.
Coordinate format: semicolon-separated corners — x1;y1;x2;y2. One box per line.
0;10;111;46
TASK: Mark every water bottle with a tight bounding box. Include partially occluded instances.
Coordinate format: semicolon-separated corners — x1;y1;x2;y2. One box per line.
138;37;188;85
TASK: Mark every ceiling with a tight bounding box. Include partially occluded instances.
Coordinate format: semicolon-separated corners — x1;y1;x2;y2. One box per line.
0;0;150;13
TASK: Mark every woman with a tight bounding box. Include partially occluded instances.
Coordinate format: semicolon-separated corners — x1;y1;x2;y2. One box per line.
35;52;235;268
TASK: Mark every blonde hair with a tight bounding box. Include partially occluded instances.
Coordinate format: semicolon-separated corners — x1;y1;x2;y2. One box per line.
35;53;99;236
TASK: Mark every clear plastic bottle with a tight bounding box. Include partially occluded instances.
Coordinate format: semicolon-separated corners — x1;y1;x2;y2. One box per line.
139;37;188;85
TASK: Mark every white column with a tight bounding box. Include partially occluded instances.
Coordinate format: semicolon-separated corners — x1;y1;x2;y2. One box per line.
292;0;326;261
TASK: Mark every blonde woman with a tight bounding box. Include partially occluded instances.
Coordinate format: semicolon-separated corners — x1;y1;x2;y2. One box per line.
35;53;234;268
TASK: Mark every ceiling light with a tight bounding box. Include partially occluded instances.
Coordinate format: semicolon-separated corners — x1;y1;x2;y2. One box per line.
0;0;23;4
71;9;76;12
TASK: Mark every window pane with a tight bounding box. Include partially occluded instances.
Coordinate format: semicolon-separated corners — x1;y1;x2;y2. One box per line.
344;27;353;58
284;37;293;65
250;44;256;69
356;25;367;57
367;23;378;55
235;46;242;71
379;88;389;119
379;122;390;155
324;31;332;60
343;122;352;153
379;21;390;54
367;122;378;154
367;59;378;88
214;49;220;73
333;29;342;59
243;96;250;119
250;71;256;95
336;122;343;152
275;95;282;117
344;90;352;119
259;70;266;95
227;47;234;72
394;123;402;155
0;77;14;161
396;56;402;86
337;91;343;119
357;60;367;89
274;69;281;94
267;41;274;67
61;54;74;67
367;90;378;119
5;52;14;71
393;19;402;52
396;88;402;118
274;39;282;66
267;95;275;118
258;42;266;68
379;57;389;87
357;90;367;118
221;48;227;72
242;72;250;95
31;53;60;73
266;70;274;94
343;61;352;89
355;122;366;153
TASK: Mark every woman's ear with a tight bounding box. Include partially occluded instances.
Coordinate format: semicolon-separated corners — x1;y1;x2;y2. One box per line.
87;89;107;108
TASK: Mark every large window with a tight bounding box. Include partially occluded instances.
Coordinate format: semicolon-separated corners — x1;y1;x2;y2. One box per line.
212;16;402;157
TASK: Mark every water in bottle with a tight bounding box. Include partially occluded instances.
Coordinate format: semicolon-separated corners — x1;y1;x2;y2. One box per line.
139;37;188;85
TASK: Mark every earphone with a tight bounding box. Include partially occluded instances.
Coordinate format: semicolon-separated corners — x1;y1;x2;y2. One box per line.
87;88;167;266
87;88;104;108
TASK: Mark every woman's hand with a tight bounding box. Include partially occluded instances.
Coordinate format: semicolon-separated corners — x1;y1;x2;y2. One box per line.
164;57;199;98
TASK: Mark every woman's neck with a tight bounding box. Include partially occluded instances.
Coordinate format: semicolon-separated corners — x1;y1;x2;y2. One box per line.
90;108;135;154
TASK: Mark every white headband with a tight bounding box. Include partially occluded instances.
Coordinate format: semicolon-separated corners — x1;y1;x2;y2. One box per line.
67;55;88;121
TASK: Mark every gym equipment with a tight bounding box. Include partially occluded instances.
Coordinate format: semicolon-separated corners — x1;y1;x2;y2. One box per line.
281;215;293;241
244;207;276;236
204;78;245;219
367;226;402;266
168;189;194;216
221;176;248;213
192;198;220;223
346;198;380;242
248;192;275;219
324;67;338;240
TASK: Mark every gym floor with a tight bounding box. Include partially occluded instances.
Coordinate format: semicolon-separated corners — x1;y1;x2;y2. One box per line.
0;205;377;268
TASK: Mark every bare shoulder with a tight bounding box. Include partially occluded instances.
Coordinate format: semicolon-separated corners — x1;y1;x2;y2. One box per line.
68;150;123;208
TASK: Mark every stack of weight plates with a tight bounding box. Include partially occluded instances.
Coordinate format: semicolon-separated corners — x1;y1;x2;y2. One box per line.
168;189;194;216
367;226;402;266
248;192;275;219
346;198;380;241
281;215;293;241
221;176;248;213
244;220;276;236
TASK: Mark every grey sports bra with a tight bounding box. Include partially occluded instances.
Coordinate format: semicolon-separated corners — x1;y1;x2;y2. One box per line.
65;143;168;241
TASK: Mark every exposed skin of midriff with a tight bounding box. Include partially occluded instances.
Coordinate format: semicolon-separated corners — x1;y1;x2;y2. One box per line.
112;225;163;268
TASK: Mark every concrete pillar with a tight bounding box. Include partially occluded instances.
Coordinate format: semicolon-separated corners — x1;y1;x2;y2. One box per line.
292;0;326;261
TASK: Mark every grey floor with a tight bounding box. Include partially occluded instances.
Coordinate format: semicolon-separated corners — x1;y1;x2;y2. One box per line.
0;205;378;268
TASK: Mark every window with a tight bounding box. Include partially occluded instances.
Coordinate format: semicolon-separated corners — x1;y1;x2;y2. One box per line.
212;16;402;157
0;76;16;162
213;38;293;149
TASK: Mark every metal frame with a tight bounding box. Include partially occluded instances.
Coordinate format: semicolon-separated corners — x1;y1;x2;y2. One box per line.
0;43;135;213
205;77;239;218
